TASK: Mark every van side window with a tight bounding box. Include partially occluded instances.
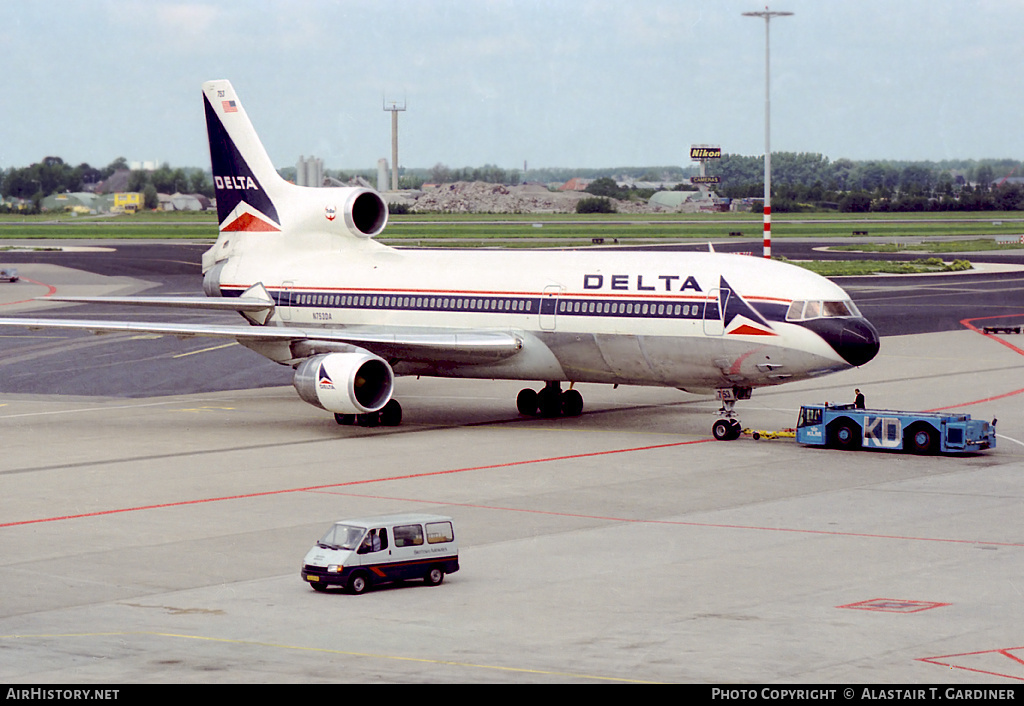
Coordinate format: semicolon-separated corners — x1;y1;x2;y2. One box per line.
360;528;389;553
394;524;424;547
426;521;455;544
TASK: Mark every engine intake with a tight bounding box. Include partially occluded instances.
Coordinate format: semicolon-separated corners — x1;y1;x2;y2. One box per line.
345;189;388;238
293;352;394;414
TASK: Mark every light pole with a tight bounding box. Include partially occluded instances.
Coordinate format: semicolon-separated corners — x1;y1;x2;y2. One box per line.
743;7;792;258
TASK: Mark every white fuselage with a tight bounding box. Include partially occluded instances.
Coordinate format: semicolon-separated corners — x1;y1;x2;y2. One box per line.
209;237;858;391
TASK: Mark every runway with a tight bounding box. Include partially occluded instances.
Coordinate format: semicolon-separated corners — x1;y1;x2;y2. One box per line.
0;241;1023;683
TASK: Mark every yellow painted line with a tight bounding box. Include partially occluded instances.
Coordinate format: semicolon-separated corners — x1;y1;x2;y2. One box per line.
173;341;239;358
174;405;236;413
0;631;660;683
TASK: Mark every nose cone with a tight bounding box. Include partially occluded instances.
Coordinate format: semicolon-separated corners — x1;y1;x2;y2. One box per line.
836;317;881;366
802;317;880;367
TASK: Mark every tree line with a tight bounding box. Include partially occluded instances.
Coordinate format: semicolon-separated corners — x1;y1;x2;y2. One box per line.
0;157;215;211
5;153;1024;213
711;153;1024;212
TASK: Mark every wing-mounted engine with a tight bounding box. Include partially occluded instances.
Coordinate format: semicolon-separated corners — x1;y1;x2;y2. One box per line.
292;352;394;414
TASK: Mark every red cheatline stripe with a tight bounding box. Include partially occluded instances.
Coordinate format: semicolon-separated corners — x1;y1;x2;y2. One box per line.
0;438;713;528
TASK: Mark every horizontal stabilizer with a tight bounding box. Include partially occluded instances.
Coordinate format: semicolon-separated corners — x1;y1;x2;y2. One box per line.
41;282;277;325
42;295;274;312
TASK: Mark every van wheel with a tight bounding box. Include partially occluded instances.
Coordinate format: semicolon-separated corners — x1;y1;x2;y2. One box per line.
347;572;370;594
311;582;329;592
424;567;444;586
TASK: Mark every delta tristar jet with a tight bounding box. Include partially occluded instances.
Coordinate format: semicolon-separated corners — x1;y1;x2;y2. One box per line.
0;80;879;440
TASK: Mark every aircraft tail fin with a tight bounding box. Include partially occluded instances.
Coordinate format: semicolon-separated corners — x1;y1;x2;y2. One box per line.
202;80;287;233
200;80;387;241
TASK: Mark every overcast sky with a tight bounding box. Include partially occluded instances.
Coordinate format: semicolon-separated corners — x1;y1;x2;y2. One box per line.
3;0;1023;173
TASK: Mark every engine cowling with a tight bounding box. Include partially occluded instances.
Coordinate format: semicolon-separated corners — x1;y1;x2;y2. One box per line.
293;352;394;414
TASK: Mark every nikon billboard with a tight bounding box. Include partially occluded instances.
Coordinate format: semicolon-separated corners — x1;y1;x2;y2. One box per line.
690;146;722;160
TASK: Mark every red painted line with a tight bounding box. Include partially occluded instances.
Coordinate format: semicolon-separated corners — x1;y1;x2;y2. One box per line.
926;314;1024;411
926;386;1024;412
0;438;713;528
918;646;1024;682
309;490;1024;549
961;314;1024;357
0;277;57;306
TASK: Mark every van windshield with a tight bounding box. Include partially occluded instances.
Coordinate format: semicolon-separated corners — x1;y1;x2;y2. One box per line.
318;524;366;551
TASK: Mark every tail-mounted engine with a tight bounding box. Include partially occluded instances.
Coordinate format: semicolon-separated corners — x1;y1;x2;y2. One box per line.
293;352;394;414
288;187;389;240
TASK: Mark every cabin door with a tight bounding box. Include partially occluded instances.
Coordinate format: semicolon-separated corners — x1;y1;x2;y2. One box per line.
539;285;561;331
702;288;730;336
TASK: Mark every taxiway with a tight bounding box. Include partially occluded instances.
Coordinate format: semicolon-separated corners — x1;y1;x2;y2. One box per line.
0;242;1022;683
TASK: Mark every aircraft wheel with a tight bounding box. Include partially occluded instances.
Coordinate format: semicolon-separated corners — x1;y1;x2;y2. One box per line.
562;389;584;417
379;399;403;426
357;413;380;428
537;388;562;418
713;419;741;441
334;413;355;425
517;388;538;416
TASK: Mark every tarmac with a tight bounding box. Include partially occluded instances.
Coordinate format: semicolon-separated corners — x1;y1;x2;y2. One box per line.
0;258;1023;683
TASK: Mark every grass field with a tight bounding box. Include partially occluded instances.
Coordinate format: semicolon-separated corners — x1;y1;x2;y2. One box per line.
1;211;1022;276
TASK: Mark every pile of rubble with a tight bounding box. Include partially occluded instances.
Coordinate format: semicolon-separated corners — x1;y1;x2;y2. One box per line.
407;182;582;214
400;181;697;214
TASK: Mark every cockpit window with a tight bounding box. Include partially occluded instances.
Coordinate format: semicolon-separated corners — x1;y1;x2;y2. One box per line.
786;299;861;321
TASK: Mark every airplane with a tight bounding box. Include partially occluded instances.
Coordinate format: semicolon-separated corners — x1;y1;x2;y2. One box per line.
0;79;879;440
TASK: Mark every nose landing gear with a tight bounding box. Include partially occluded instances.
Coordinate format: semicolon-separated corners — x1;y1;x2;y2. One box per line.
713;386;751;441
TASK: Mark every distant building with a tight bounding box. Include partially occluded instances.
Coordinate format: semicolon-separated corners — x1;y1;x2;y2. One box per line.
41;192;103;214
295;155;324;187
158;193;211;211
112;192;143;213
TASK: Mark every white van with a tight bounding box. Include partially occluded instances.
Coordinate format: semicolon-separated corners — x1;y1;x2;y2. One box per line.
301;513;459;594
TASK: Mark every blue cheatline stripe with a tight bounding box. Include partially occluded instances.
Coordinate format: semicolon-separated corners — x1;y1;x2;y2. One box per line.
220;286;790;323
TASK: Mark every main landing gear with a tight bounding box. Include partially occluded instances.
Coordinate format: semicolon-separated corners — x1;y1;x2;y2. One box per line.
334;399;403;427
516;381;584;418
712;386;752;441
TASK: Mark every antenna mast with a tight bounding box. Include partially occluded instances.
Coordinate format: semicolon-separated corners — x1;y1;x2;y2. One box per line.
383;97;406;191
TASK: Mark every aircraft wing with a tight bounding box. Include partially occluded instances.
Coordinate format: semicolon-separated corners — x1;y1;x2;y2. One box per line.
0;316;523;365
